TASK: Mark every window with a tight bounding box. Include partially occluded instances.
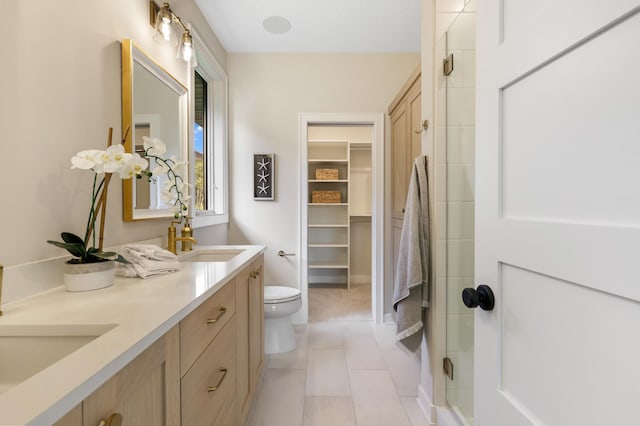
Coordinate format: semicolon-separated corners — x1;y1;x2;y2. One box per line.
190;28;229;227
193;71;207;211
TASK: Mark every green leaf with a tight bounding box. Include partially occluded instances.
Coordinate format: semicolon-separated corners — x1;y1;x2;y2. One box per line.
94;251;117;259
116;254;131;264
61;232;85;247
86;254;104;263
47;240;87;259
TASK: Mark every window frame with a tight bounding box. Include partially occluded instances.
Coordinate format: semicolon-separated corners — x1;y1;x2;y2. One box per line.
189;27;229;228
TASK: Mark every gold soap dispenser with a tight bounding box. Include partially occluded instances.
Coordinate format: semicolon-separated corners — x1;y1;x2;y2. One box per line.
180;216;197;252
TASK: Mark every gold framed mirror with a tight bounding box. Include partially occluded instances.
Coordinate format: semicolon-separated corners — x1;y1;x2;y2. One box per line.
121;39;189;221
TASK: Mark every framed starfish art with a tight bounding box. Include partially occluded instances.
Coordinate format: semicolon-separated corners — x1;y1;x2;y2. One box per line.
253;153;275;200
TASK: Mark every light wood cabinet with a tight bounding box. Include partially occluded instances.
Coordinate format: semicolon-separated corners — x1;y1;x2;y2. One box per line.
181;317;237;426
53;255;265;426
179;279;236;376
82;326;181;426
53;404;81;426
389;66;422;286
389;66;422;221
236;257;264;425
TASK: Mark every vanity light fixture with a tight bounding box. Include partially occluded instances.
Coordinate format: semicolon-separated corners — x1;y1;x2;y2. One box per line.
150;1;197;67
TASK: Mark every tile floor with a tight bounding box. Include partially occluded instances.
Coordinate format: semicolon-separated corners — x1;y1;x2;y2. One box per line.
248;284;425;426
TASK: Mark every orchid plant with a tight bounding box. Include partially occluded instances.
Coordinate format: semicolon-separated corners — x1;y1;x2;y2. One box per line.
140;136;190;218
47;131;189;264
47;131;149;264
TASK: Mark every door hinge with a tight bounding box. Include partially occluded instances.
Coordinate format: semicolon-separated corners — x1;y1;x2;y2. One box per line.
443;53;454;76
443;357;454;381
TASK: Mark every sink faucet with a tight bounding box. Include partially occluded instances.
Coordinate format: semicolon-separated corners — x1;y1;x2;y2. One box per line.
167;218;198;254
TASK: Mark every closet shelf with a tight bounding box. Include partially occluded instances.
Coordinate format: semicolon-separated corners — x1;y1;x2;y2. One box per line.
308;180;348;183
308;262;349;269
308;244;349;248
308;224;349;228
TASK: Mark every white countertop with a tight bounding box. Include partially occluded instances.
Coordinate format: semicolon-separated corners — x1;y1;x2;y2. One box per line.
0;245;266;425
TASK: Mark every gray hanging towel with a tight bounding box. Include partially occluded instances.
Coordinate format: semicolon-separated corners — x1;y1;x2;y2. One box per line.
392;155;430;347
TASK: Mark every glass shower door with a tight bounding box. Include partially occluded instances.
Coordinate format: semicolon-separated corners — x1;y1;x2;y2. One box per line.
443;3;476;424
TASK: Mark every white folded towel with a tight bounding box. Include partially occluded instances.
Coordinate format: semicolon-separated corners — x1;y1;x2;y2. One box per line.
116;245;180;279
124;244;178;261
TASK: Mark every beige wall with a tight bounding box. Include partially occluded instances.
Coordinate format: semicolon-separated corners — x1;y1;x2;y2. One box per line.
226;53;419;289
0;0;226;266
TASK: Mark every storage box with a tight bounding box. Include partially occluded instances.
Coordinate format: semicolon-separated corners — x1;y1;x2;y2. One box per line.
312;191;341;203
315;168;339;180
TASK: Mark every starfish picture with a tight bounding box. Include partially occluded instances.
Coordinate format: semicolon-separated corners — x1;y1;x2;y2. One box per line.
257;171;270;183
257;183;270;194
257;158;270;170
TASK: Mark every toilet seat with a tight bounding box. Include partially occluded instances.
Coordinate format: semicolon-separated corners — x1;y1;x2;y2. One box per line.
264;286;301;304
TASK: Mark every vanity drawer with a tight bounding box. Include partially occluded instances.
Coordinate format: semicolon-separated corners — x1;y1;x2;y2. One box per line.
181;316;236;426
180;279;236;375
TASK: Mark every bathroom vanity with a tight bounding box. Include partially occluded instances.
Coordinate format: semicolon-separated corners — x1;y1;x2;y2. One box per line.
0;245;265;425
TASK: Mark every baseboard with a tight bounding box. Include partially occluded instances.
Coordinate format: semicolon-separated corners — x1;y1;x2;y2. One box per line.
350;274;371;284
384;312;396;324
436;405;468;426
417;385;437;425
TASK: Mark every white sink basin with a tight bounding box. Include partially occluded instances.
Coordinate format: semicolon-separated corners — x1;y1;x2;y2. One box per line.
180;248;246;262
0;324;116;394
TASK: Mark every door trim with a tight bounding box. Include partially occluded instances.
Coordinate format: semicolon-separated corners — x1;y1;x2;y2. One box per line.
295;113;385;324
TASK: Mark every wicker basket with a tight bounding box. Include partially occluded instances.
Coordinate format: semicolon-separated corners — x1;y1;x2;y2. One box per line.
315;168;339;180
312;191;341;203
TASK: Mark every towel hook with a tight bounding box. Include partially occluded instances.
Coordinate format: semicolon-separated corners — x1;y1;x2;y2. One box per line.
277;250;295;257
414;119;430;134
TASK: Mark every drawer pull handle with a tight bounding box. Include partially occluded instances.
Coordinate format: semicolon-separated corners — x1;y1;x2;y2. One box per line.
206;307;227;324
97;413;123;426
207;368;228;392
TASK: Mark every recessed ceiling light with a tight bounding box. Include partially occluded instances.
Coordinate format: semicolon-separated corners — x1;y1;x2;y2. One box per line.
262;16;291;34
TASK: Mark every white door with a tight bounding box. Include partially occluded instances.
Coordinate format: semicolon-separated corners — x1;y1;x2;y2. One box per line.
475;2;640;425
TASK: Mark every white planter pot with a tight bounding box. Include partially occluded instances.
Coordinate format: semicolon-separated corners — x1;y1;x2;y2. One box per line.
63;260;115;292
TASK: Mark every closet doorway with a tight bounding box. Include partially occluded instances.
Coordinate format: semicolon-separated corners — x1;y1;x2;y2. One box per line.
297;114;384;324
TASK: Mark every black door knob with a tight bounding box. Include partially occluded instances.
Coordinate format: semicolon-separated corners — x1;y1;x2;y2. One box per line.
461;285;495;311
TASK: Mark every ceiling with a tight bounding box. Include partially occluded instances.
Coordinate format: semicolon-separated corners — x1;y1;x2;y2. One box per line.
193;0;421;53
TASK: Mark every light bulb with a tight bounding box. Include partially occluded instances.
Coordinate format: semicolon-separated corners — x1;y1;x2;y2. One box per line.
177;31;197;67
153;3;178;46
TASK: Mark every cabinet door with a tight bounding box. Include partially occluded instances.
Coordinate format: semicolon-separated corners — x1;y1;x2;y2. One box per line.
235;265;251;423
82;326;180;426
53;404;82;426
249;258;264;392
181;317;236;426
390;75;422;221
236;256;265;424
391;103;409;220
391;219;402;292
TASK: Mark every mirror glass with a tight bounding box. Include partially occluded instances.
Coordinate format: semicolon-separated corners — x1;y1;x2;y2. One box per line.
121;39;188;221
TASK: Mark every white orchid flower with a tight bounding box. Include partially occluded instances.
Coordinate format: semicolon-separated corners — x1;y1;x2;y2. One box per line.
116;155;145;179
129;153;149;174
101;145;130;174
142;136;167;156
71;149;103;170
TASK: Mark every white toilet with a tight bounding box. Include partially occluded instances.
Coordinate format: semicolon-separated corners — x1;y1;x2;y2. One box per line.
263;285;302;354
